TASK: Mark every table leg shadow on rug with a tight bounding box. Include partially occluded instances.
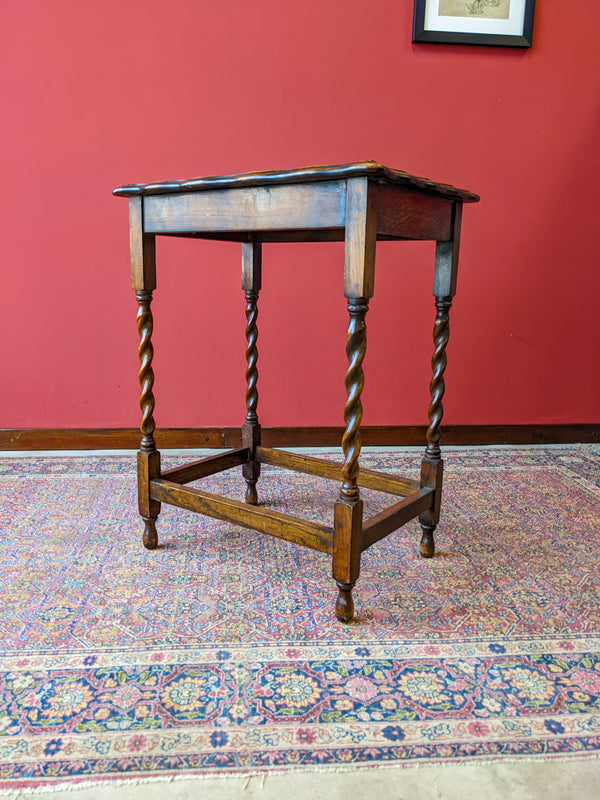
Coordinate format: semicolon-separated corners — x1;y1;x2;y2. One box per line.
0;445;599;790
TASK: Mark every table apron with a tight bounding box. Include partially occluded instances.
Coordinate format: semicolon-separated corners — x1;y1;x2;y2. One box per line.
143;180;347;234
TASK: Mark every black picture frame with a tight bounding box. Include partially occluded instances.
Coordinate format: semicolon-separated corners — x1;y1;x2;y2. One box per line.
413;0;535;48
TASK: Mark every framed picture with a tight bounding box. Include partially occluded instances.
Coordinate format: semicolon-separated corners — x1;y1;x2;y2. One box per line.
413;0;535;48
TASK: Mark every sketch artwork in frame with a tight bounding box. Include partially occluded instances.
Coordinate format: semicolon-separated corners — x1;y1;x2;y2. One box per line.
413;0;535;47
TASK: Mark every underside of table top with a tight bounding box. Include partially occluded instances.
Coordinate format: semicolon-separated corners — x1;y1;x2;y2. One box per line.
113;160;479;203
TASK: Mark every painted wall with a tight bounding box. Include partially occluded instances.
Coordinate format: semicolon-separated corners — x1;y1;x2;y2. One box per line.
2;1;599;429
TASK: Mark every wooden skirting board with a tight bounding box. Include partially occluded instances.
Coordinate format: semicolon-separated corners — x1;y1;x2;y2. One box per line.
0;425;598;450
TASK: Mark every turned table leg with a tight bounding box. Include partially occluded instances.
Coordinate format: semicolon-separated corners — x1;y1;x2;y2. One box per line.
241;242;262;504
128;197;161;550
333;298;369;622
419;295;452;557
333;177;376;622
136;289;161;549
419;208;463;558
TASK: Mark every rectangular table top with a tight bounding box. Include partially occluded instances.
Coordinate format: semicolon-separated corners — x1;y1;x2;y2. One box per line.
113;160;479;203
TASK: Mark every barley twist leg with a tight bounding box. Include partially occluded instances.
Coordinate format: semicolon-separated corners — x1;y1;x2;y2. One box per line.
419;296;452;558
333;298;368;622
340;298;368;502
242;289;261;504
136;291;157;452
244;290;259;425
136;289;160;549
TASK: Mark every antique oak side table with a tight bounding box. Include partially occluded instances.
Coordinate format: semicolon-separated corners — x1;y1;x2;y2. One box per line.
114;162;479;623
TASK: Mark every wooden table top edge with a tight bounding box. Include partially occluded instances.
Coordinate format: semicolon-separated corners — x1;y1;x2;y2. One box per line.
113;160;480;203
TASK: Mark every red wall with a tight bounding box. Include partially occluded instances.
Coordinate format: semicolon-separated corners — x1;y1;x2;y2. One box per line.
2;1;599;429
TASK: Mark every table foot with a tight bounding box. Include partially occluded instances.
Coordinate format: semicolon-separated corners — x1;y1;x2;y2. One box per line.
335;581;355;623
244;480;258;505
419;521;435;558
142;517;158;550
243;450;260;505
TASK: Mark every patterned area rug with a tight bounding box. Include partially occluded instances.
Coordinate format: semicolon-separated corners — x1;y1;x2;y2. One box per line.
0;445;599;789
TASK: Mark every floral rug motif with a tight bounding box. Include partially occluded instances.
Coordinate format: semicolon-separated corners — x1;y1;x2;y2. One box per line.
0;445;599;788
